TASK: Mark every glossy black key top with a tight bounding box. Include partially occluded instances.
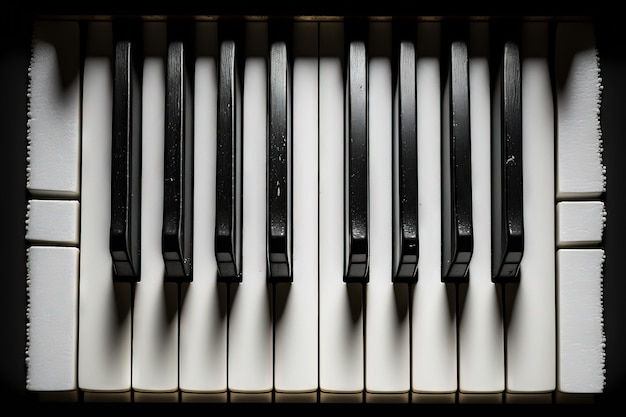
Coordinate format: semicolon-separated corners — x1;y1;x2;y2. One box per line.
490;21;524;283
110;18;142;282
162;20;194;282
344;19;369;283
215;19;244;283
441;20;473;283
267;18;293;282
392;19;419;284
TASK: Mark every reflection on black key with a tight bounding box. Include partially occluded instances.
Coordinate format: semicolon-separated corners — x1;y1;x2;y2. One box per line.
267;19;293;282
441;21;473;283
392;19;418;284
491;21;523;283
162;20;194;282
215;19;244;283
111;18;142;282
344;19;369;283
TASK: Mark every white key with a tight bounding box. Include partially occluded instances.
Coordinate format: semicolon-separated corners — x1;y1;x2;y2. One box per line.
131;21;179;400
319;21;364;402
557;249;606;394
179;21;227;402
26;199;80;245
27;21;80;198
274;21;319;402
458;21;505;400
26;246;79;395
228;21;273;402
412;21;457;403
557;201;606;247
505;21;555;401
365;20;410;403
78;21;132;398
555;22;605;200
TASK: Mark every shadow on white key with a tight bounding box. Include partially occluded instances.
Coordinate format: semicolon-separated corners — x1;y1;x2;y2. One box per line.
79;21;132;401
273;20;319;403
228;21;273;403
319;21;363;403
365;20;410;404
179;21;228;404
411;21;456;404
504;21;555;403
457;20;504;404
131;21;179;403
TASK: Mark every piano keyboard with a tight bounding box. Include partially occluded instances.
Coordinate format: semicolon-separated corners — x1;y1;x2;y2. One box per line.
22;15;607;404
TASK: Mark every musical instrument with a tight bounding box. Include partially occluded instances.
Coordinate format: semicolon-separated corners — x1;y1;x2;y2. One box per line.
2;5;625;409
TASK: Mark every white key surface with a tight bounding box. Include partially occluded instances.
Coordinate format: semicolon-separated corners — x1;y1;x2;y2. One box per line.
274;21;319;399
557;201;606;247
131;21;179;395
26;199;80;245
412;21;457;399
27;21;81;198
78;21;132;393
505;21;556;394
365;20;410;400
179;21;227;398
26;246;79;392
458;21;505;396
228;21;273;399
319;21;364;401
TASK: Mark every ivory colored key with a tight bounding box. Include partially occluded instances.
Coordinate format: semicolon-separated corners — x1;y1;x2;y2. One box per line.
78;21;132;400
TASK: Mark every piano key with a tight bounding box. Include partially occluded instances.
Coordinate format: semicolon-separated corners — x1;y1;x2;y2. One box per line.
557;249;606;395
490;21;524;283
555;22;606;200
391;18;419;284
26;246;79;396
179;20;228;401
365;20;410;402
319;21;364;402
78;21;132;396
556;201;606;247
162;19;194;282
505;21;556;401
227;21;273;401
26;21;80;198
412;21;457;402
344;18;369;283
26;199;80;245
273;20;319;402
441;20;473;283
131;21;179;401
457;20;504;401
110;18;142;282
215;19;244;283
267;18;293;282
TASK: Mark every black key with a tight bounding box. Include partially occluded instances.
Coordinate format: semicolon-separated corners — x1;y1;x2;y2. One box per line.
162;20;194;282
441;20;473;283
392;19;419;284
344;19;369;283
110;18;142;282
215;19;244;283
490;21;524;283
267;19;293;282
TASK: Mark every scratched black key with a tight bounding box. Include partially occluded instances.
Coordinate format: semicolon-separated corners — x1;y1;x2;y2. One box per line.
110;18;142;282
267;19;293;282
162;20;194;282
490;20;523;283
215;19;244;283
392;19;418;284
441;20;473;283
344;18;369;283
